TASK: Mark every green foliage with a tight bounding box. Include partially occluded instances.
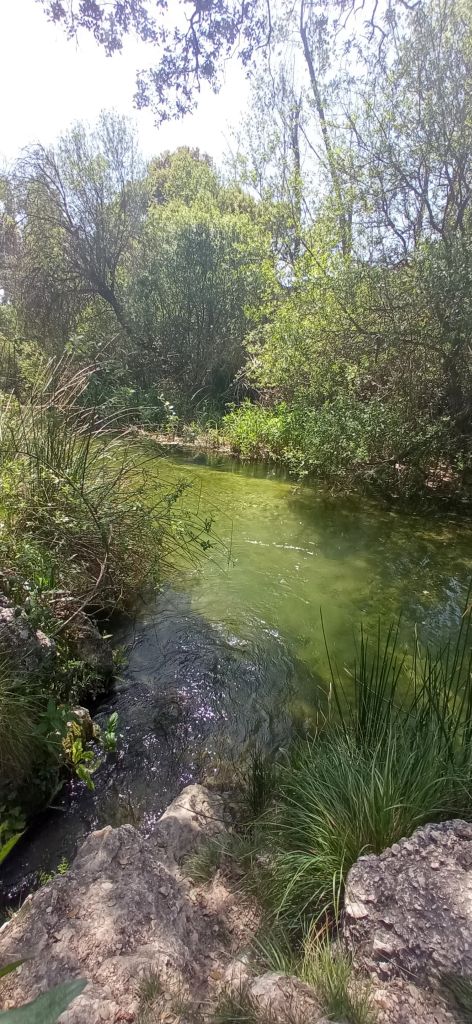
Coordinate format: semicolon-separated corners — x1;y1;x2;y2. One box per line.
0;979;86;1022
255;606;472;930
211;988;259;1024
128;192;275;414
100;712;119;753
38;857;69;887
0;358;215;829
254;926;375;1024
136;970;163;1024
63;727;100;792
243;748;276;818
184;840;222;884
300;932;375;1024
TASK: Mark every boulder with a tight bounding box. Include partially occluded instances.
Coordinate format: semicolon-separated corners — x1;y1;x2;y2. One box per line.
153;783;227;865
227;971;330;1024
0;786;234;1023
344;820;472;1023
0;594;55;673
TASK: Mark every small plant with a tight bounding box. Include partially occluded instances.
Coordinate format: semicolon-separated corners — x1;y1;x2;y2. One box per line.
301;930;375;1024
63;724;101;791
100;712;119;753
244;749;275;818
212;987;259;1024
253;924;375;1024
38;857;69;886
0;807;25;866
184;840;222;883
136;969;163;1023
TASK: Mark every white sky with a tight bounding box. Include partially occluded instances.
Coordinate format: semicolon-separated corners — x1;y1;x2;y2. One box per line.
0;0;249;166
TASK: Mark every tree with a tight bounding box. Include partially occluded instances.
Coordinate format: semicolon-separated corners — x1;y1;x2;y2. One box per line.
11;112;146;347
128;194;276;410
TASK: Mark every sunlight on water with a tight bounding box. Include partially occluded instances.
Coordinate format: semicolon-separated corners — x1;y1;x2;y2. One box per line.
2;451;470;902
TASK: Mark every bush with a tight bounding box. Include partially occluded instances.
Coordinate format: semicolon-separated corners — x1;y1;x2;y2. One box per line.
0;358;214;830
222;397;463;499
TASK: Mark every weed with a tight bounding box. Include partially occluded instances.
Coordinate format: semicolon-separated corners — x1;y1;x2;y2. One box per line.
136;969;163;1023
253;924;375;1024
243;749;275;818
38;857;69;887
184;840;222;883
212;987;259;1024
301;929;375;1024
99;712;119;753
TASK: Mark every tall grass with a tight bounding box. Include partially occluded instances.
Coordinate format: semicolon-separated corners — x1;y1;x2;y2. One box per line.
0;665;45;787
0;356;213;611
258;601;472;930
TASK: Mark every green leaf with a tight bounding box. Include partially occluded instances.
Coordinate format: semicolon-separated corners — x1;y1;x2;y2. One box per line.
0;833;23;867
0;979;86;1022
0;962;24;981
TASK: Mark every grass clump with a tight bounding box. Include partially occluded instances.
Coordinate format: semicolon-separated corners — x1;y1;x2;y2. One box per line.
184;839;223;883
255;606;472;931
136;969;163;1023
253;925;375;1024
300;929;375;1024
212;988;260;1024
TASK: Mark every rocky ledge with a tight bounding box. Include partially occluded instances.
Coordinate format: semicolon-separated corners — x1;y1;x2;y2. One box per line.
0;793;471;1024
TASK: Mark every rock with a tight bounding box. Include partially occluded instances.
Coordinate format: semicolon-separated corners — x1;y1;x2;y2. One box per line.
240;972;331;1024
49;594;113;677
0;786;233;1023
69;706;95;743
344;820;472;1023
153;783;227;865
0;594;55;673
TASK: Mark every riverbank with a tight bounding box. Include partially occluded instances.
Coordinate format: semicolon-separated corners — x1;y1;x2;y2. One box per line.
1;784;470;1024
139;424;472;513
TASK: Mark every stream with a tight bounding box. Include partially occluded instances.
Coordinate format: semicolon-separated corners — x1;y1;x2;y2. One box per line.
1;451;471;905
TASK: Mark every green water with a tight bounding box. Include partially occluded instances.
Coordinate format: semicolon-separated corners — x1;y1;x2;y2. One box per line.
157;452;471;706
2;450;471;901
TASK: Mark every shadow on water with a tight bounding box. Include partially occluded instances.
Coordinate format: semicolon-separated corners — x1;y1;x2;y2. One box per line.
0;586;300;907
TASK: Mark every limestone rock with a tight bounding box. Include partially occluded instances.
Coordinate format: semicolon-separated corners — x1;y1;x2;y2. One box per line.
243;972;330;1024
0;786;233;1023
50;594;113;676
153;783;227;865
0;594;55;673
344;820;472;1023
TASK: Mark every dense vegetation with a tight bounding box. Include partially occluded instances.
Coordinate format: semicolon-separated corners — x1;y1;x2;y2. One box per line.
1;0;471;505
1;1;472;1015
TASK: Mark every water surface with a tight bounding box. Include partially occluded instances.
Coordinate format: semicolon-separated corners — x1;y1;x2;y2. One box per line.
2;452;470;903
